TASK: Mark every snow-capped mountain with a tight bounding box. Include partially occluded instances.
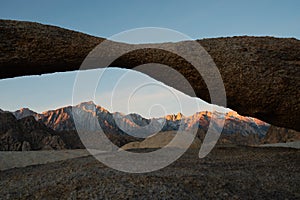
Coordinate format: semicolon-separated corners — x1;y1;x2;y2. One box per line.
5;101;300;147
13;108;37;120
11;101;270;140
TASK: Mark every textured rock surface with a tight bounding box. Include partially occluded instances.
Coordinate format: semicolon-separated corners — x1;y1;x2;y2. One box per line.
0;20;103;78
0;147;299;199
21;141;31;151
262;125;300;144
0;112;66;150
0;20;299;131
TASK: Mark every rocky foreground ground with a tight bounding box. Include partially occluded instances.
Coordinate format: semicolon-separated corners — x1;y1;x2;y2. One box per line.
0;146;299;199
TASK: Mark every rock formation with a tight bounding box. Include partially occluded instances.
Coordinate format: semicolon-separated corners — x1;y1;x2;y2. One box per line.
0;112;66;150
262;125;300;144
0;19;299;131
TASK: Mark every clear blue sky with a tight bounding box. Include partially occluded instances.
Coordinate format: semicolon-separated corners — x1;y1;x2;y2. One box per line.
0;1;299;117
1;0;299;39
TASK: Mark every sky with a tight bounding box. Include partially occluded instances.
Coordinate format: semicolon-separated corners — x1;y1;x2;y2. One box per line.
1;0;299;39
0;1;299;117
0;68;219;118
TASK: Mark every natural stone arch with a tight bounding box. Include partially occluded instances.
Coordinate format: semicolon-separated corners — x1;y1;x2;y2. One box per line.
1;20;299;131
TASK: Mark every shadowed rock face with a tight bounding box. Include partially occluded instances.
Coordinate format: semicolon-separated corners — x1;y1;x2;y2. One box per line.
0;19;103;78
262;125;300;144
0;112;66;150
1;19;299;131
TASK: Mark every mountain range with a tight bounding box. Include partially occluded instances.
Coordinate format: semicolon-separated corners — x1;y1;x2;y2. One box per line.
0;112;65;151
1;101;299;151
12;101;269;137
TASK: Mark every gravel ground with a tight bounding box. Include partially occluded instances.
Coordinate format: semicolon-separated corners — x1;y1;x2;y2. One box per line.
260;141;300;149
0;149;90;171
0;146;299;199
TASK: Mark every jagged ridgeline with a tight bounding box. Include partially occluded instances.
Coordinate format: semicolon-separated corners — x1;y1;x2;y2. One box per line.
1;101;298;151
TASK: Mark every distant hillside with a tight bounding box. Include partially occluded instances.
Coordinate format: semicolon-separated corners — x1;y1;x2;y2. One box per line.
12;101;269;138
1;101;300;150
0;112;65;151
8;101;272;148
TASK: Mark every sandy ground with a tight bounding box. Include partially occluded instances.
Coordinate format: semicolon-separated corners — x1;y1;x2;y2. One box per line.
0;149;90;171
260;141;300;149
1;142;299;171
0;146;299;199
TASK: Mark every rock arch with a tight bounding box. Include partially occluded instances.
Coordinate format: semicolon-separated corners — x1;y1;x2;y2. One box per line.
1;20;299;131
